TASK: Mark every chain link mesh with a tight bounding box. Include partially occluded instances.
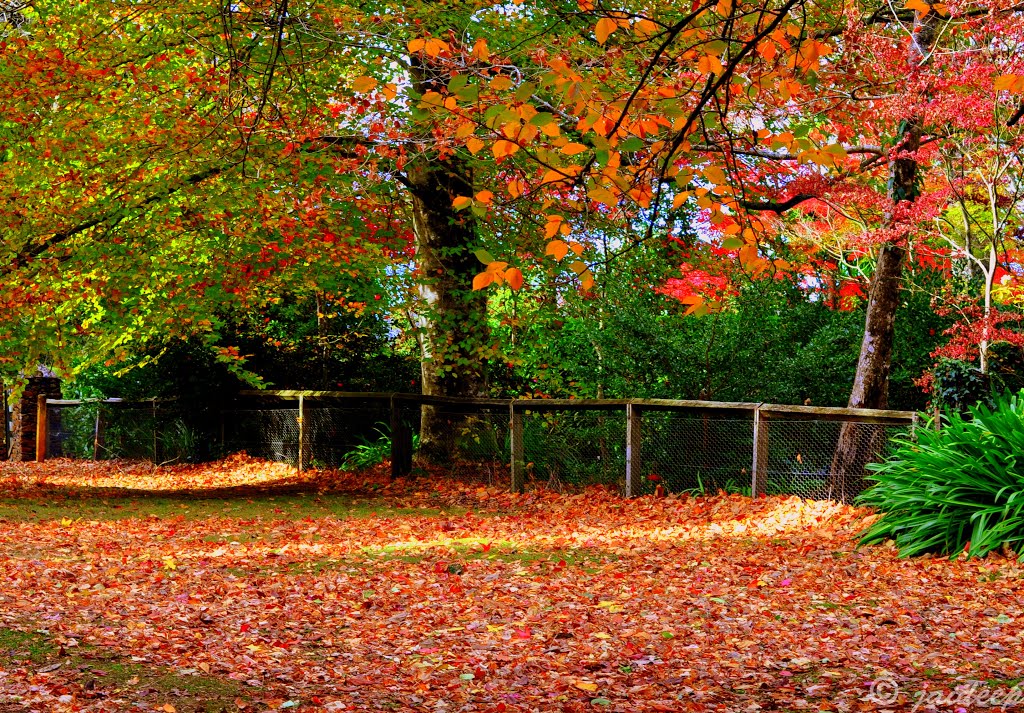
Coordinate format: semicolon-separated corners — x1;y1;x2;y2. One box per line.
47;402;196;463
39;395;913;502
763;419;908;501
639;411;754;496
520;408;626;491
409;405;511;485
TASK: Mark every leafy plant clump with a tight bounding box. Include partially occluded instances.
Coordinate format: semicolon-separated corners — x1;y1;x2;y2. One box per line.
859;391;1024;559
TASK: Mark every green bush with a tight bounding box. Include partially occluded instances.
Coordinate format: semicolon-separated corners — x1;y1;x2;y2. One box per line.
858;391;1024;559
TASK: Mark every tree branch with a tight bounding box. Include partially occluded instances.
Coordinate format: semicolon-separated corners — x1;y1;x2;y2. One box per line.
2;166;224;278
738;193;815;212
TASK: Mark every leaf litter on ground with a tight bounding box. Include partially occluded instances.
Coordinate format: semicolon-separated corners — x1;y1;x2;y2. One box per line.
0;455;1022;711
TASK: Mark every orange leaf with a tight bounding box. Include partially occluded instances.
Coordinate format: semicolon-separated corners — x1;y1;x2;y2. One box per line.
492;140;520;158
473;272;494;290
352;76;378;93
475;190;494;205
471;38;490;61
634;18;658;36
561;142;588;156
407;38;426;54
574;681;599;692
544;215;564;239
505;267;524;291
569;242;585;256
452;196;473;210
545;240;569;260
466;137;486;155
595;18;617;44
995;74;1024;93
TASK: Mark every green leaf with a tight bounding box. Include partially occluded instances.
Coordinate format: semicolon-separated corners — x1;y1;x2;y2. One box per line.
474;249;495;264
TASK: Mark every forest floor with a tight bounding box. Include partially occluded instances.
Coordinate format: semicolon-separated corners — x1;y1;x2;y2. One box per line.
0;456;1022;712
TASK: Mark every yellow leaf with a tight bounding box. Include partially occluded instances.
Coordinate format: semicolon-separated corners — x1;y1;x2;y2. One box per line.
588;186;619;206
574;681;599;692
580;270;595;290
466;137;485;155
505;267;524;291
592;631;611;639
454;122;475;139
472;272;494;290
352;75;377;93
545;239;569;260
703;165;727;184
561;142;588;155
490;76;513;91
475;190;494;204
492;140;520;158
452;196;473;210
595;17;618;44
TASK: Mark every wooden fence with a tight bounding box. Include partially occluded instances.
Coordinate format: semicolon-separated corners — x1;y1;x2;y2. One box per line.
233;391;918;498
26;391;918;498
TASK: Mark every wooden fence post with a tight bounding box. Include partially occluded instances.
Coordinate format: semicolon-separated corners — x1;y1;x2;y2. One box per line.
151;398;159;463
93;405;104;460
297;394;305;472
35;394;47;462
510;403;524;493
390;396;413;479
751;406;768;497
625;402;641;498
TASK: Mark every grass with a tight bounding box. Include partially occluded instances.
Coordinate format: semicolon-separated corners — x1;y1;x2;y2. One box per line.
0;490;464;523
0;627;244;712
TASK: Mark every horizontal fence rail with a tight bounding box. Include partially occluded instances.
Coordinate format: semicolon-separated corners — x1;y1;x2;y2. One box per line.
33;391;917;502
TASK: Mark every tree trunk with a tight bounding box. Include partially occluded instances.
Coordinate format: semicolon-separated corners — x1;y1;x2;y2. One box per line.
829;243;905;500
406;151;489;462
830;12;938;501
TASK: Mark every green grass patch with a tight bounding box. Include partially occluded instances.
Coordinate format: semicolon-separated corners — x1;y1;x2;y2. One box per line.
0;627;244;712
279;538;618;575
0;491;464;523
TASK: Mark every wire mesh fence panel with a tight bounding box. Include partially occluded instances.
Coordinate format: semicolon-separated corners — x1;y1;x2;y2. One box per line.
47;403;100;459
639;411;755;496
304;403;393;469
763;419;909;500
98;403;195;463
47;402;198;463
401;405;510;485
521;409;626;491
222;408;300;465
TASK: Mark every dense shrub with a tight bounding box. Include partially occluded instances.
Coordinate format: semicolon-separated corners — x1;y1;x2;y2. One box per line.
859;391;1024;559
